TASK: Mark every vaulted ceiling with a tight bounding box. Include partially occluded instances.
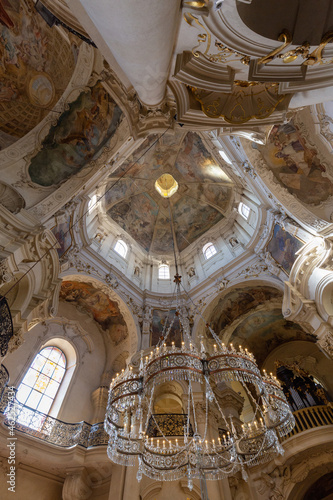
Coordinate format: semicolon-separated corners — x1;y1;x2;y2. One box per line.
104;131;234;254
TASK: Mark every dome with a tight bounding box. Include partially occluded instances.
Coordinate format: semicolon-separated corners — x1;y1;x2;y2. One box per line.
104;131;234;255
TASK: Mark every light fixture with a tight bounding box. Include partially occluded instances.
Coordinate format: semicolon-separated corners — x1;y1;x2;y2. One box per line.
104;283;294;496
104;197;295;499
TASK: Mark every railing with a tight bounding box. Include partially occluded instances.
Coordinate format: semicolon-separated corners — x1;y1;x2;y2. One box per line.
0;296;14;356
281;404;333;441
146;413;194;438
0;365;9;400
0;387;108;448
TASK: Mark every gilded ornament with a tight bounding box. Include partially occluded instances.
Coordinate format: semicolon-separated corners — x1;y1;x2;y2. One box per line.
258;30;292;65
258;30;333;67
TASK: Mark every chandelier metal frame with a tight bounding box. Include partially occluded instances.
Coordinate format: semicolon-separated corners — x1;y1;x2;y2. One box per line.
105;198;295;497
104;275;295;494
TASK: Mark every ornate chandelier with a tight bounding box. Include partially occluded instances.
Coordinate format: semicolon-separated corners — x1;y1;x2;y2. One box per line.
104;275;295;496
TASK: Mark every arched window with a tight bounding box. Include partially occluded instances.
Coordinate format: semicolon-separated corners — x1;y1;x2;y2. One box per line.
15;347;66;427
203;242;217;260
114;239;128;258
238;202;250;220
159;264;170;280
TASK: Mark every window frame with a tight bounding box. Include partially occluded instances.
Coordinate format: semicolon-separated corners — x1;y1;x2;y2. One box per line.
238;202;251;220
114;239;128;259
14;346;67;429
158;263;170;280
202;242;217;260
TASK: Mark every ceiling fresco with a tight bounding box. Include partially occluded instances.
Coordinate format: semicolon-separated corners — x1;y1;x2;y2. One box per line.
209;286;283;334
267;223;304;275
151;309;182;347
28;82;123;186
51;214;73;259
0;0;75;148
228;309;316;367
59;281;128;345
256;119;333;205
0;181;25;213
105;131;233;254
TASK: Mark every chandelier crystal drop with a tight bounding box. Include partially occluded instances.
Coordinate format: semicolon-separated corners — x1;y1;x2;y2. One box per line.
104;275;295;488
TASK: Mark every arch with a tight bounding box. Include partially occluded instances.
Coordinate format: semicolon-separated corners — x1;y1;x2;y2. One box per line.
153;381;185;414
285;455;333;500
192;279;284;344
303;471;333;500
315;273;333;322
60;273;140;356
263;340;333;398
0;182;25;214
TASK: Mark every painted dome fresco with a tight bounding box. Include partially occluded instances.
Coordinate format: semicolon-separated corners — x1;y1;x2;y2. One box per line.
104;131;234;255
0;0;76;149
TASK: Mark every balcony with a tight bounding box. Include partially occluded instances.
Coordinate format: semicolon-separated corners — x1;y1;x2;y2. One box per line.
0;386;108;448
281;404;333;441
146;414;194;438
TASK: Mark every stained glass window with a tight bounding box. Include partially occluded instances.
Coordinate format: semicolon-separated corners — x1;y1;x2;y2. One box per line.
14;347;66;429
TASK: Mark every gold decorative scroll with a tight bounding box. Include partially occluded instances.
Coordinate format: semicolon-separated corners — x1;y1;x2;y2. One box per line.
209;41;250;65
303;31;333;65
258;30;293;65
184;13;211;57
189;83;291;124
259;30;333;66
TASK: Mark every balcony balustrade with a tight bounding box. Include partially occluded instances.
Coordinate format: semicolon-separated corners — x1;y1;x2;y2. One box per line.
146;413;194;438
0;380;332;449
281;404;333;441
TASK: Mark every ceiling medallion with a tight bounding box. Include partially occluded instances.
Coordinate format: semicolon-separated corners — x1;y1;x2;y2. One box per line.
155;174;179;198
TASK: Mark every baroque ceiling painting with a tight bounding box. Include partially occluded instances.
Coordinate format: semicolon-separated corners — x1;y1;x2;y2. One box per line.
210;286;282;334
228;309;316;367
0;181;25;213
267;223;304;275
51;215;73;259
151;309;182;348
106;131;233;254
28;82;123;186
59;281;128;345
0;0;75;148
3;1;333;497
257;119;333;205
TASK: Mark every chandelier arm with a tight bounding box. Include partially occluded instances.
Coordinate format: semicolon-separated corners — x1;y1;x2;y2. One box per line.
179;282;225;350
236;429;278;467
202;379;209;442
186;381;191;441
156;282;178;349
189;380;199;435
177;308;193;347
242;379;267;424
205;375;232;434
168;199;180;277
157;313;177;348
143;380;156;437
